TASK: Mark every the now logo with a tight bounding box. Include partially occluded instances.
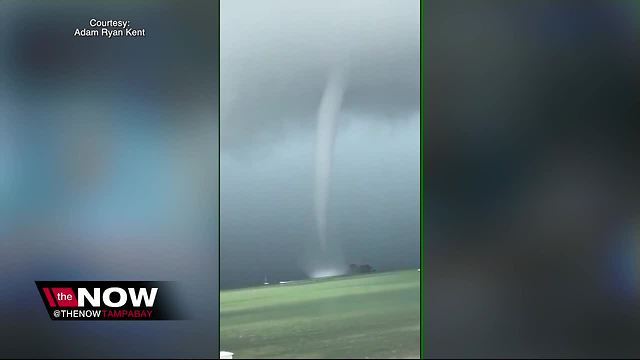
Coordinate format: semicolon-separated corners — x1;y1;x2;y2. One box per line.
35;281;180;320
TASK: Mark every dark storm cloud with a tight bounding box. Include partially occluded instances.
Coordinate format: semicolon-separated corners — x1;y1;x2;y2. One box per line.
220;0;420;288
220;0;420;150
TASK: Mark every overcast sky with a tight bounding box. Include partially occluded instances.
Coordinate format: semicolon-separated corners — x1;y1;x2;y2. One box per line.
220;0;420;288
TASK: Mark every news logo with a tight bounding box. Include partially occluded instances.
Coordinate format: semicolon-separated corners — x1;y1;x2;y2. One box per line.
35;281;182;320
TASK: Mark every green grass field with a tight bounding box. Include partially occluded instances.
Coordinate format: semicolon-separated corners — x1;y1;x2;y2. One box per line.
220;269;420;359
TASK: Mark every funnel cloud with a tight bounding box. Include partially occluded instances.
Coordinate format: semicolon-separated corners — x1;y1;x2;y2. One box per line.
314;66;347;254
220;0;420;288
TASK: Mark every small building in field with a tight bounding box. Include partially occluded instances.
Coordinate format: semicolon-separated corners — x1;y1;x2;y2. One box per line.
220;351;234;359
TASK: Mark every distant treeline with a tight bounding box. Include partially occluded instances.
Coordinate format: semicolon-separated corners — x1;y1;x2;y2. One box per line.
349;264;375;274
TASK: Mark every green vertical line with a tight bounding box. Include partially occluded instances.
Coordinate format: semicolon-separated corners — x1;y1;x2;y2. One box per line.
218;0;222;355
420;0;424;358
420;0;425;358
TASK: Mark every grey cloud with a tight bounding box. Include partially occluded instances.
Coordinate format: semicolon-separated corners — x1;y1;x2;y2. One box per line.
221;0;420;151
